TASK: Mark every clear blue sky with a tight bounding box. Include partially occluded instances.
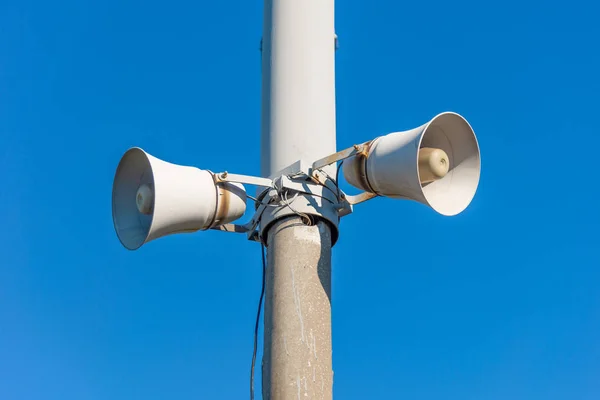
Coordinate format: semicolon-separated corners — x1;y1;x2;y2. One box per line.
1;0;599;399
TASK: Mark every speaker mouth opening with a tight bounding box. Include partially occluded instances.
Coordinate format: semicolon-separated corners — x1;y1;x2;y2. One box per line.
418;112;481;216
112;147;155;251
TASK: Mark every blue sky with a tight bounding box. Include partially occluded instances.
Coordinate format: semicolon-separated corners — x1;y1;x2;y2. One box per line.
1;0;599;399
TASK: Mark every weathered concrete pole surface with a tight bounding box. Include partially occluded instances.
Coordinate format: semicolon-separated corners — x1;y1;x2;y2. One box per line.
262;217;333;400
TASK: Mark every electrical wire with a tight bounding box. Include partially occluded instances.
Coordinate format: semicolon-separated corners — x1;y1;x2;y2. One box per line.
313;162;344;204
335;161;343;204
282;190;313;225
250;244;266;400
247;194;280;207
247;192;302;208
248;165;345;399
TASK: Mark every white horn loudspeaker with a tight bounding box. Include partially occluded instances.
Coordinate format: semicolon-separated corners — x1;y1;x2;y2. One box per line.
112;148;247;250
343;112;480;216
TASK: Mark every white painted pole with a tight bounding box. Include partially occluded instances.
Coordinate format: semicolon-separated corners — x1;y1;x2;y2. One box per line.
261;0;336;178
260;0;337;399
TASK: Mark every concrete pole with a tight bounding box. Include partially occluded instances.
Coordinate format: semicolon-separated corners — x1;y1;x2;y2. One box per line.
262;218;333;399
260;0;337;399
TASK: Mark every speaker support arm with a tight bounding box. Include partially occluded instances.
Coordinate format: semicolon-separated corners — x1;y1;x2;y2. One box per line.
213;172;273;188
309;142;379;208
311;142;369;171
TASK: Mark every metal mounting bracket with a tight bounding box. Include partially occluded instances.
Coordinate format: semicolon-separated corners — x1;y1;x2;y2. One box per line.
309;141;379;209
209;143;379;242
310;143;369;172
213;172;273;188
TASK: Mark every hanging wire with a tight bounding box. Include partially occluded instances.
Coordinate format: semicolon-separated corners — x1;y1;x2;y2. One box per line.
250;244;267;400
313;162;345;204
247;194;280;207
249;164;345;398
335;161;344;204
281;190;313;226
247;192;302;208
248;160;349;399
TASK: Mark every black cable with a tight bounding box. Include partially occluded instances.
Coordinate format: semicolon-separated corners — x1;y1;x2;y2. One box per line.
249;163;342;399
251;244;267;400
335;161;344;204
247;194;280;207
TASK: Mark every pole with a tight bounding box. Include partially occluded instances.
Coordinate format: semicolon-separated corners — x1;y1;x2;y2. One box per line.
262;218;333;399
260;0;337;399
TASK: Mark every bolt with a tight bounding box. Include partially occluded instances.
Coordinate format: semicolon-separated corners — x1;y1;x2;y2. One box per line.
221;172;228;179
